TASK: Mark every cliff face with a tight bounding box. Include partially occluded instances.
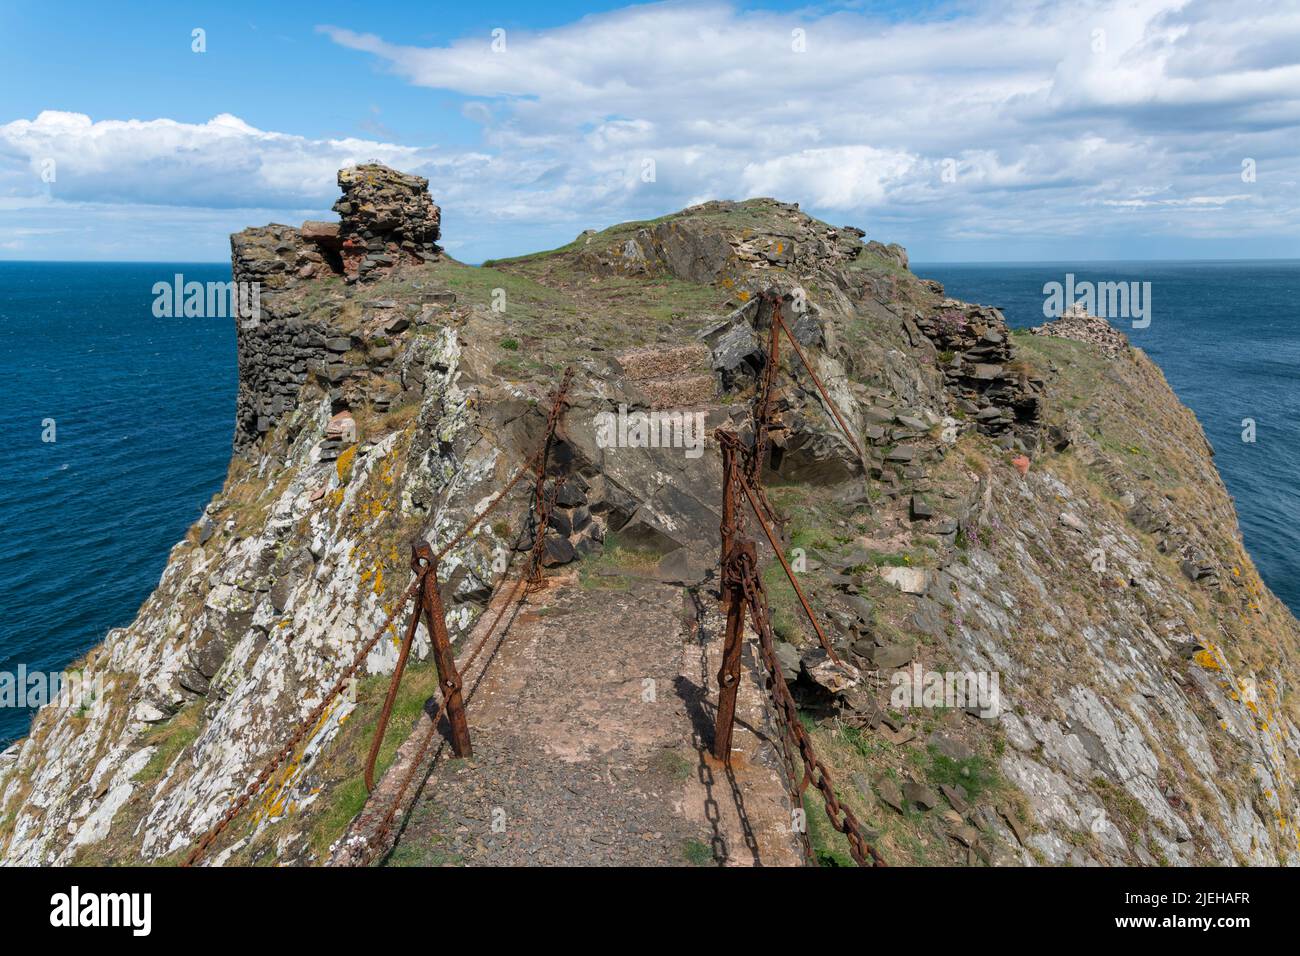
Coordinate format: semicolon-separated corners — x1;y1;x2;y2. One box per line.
1;167;1296;867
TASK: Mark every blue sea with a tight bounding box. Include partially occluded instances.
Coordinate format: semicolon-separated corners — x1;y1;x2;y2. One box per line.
1;263;235;743
917;260;1300;619
1;260;1297;741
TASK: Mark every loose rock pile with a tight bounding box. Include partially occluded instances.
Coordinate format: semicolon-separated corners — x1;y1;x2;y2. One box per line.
333;164;441;283
915;300;1043;452
230;223;335;289
1031;304;1132;358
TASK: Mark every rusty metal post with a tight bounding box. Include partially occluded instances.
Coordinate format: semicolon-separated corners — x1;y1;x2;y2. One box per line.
713;542;751;765
363;569;426;792
719;433;737;601
714;431;747;763
417;547;473;758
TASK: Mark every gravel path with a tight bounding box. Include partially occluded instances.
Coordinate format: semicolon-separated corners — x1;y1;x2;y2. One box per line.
382;574;807;866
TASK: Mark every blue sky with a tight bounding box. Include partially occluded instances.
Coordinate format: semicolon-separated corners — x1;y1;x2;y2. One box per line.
2;0;1298;262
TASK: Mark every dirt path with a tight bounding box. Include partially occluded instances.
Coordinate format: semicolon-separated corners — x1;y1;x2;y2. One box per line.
363;573;807;867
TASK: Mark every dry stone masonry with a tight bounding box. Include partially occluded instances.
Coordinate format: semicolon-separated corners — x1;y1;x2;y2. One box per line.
914;298;1044;452
334;164;441;283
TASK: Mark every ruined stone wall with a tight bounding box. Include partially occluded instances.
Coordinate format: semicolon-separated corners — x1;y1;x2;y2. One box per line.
914;297;1044;452
230;227;334;452
227;165;443;452
334;164;441;282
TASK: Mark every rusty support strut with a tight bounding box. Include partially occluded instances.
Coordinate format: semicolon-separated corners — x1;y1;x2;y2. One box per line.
769;298;867;471
363;544;472;792
418;546;473;759
713;435;748;763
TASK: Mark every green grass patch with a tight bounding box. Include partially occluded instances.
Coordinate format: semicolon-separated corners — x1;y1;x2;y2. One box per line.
681;837;714;866
135;701;205;784
837;724;885;761
305;661;443;858
648;748;694;782
761;559;804;643
803;791;856;867
923;746;1002;800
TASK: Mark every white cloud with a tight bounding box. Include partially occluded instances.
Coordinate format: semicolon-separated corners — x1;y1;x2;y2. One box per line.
3;0;1299;261
0;110;436;208
741;147;916;208
1098;194;1251;207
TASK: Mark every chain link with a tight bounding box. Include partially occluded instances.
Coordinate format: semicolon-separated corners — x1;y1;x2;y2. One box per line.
728;538;886;867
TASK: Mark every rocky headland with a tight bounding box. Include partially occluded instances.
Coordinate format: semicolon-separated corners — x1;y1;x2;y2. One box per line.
1;165;1296;867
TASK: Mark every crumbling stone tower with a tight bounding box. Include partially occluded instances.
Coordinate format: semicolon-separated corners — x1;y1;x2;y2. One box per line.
333;164;442;282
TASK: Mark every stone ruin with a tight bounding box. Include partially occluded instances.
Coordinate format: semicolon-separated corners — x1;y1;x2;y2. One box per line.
227;165;443;452
914;299;1044;452
231;163;441;290
331;164;442;282
1030;303;1132;359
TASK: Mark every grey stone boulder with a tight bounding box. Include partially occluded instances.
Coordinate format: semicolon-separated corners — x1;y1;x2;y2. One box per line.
876;776;905;814
902;781;940;811
709;323;762;389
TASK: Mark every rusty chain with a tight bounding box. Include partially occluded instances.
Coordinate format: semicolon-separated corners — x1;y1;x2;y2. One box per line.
525;474;568;591
525;368;574;590
725;522;885;867
182;367;574;867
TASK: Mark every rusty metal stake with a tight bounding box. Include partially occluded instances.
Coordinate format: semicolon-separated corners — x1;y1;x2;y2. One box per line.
713;539;753;765
363;551;429;792
418;548;473;759
719;434;738;612
772;306;868;471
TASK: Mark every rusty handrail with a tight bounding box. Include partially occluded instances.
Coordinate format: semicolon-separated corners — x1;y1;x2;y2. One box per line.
182;367;574;867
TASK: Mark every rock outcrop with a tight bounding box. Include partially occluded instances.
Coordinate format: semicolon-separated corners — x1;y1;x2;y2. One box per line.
1031;303;1133;358
1;170;1296;869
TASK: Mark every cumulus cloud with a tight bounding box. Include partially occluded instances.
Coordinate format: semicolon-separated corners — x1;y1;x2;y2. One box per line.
740;147;917;208
3;0;1299;260
0;111;436;208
